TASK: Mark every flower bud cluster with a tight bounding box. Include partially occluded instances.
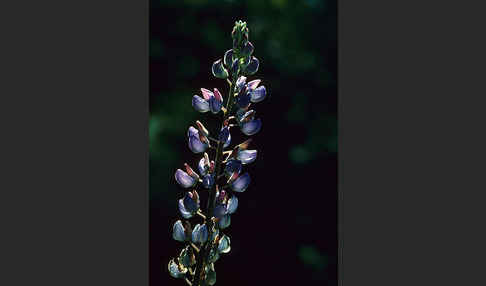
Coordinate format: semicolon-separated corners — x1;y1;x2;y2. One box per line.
168;20;267;286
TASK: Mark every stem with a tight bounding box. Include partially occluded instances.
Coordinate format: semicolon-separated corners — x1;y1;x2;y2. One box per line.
192;75;238;286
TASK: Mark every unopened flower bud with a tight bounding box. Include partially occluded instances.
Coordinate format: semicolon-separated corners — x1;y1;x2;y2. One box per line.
244;56;259;75
241;41;254;57
224;49;234;67
212;59;229;79
231;58;239;75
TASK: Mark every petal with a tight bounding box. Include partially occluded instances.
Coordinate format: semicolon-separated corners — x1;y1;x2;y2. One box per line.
218;234;231;254
192;95;210;112
237;150;257;164
188;135;208;153
209;97;222;114
241;119;262;136
227;196;238;214
200;88;213;101
218;214;231;229
245;56;259;75
202;174;215;189
178;246;193;267
172;220;186;242
236;92;251;109
175;169;196;188
250;86;266;103
187;126;198;137
213;204;227;218
208;247;220;263
213;88;223;102
168;259;186;278
231;172;250;192
178;199;193;219
183;192;198;213
236;76;247;91
223;49;233;67
206;264;217;285
191;224;201;243
224;159;242;178
198;157;209;176
247;79;261;91
212;59;229;79
241;41;254;57
199;224;208;243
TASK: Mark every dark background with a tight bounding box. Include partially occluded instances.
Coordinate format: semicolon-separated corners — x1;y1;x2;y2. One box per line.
150;0;337;285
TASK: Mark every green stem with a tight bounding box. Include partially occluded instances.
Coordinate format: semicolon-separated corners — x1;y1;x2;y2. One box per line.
192;75;237;286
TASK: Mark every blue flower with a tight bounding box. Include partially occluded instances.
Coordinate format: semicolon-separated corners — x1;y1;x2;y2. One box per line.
192;223;209;244
168;259;187;279
178;246;195;267
217;234;231;254
178;190;200;218
172;220;189;242
218;214;231;229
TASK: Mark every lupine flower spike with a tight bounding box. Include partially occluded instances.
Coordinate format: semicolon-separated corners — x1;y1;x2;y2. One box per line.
169;20;267;286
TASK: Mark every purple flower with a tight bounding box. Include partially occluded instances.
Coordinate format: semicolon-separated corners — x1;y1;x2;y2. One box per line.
175;168;197;188
192;95;210;113
219;126;231;148
187;126;208;153
194;89;223;114
250;86;266;103
230;172;250;192
236;76;247;91
241;119;262;136
198;152;210;176
224;159;242;178
236;150;257;164
178;191;200;218
236;91;251;109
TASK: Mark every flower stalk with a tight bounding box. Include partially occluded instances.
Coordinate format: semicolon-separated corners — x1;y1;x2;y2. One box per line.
169;20;267;286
